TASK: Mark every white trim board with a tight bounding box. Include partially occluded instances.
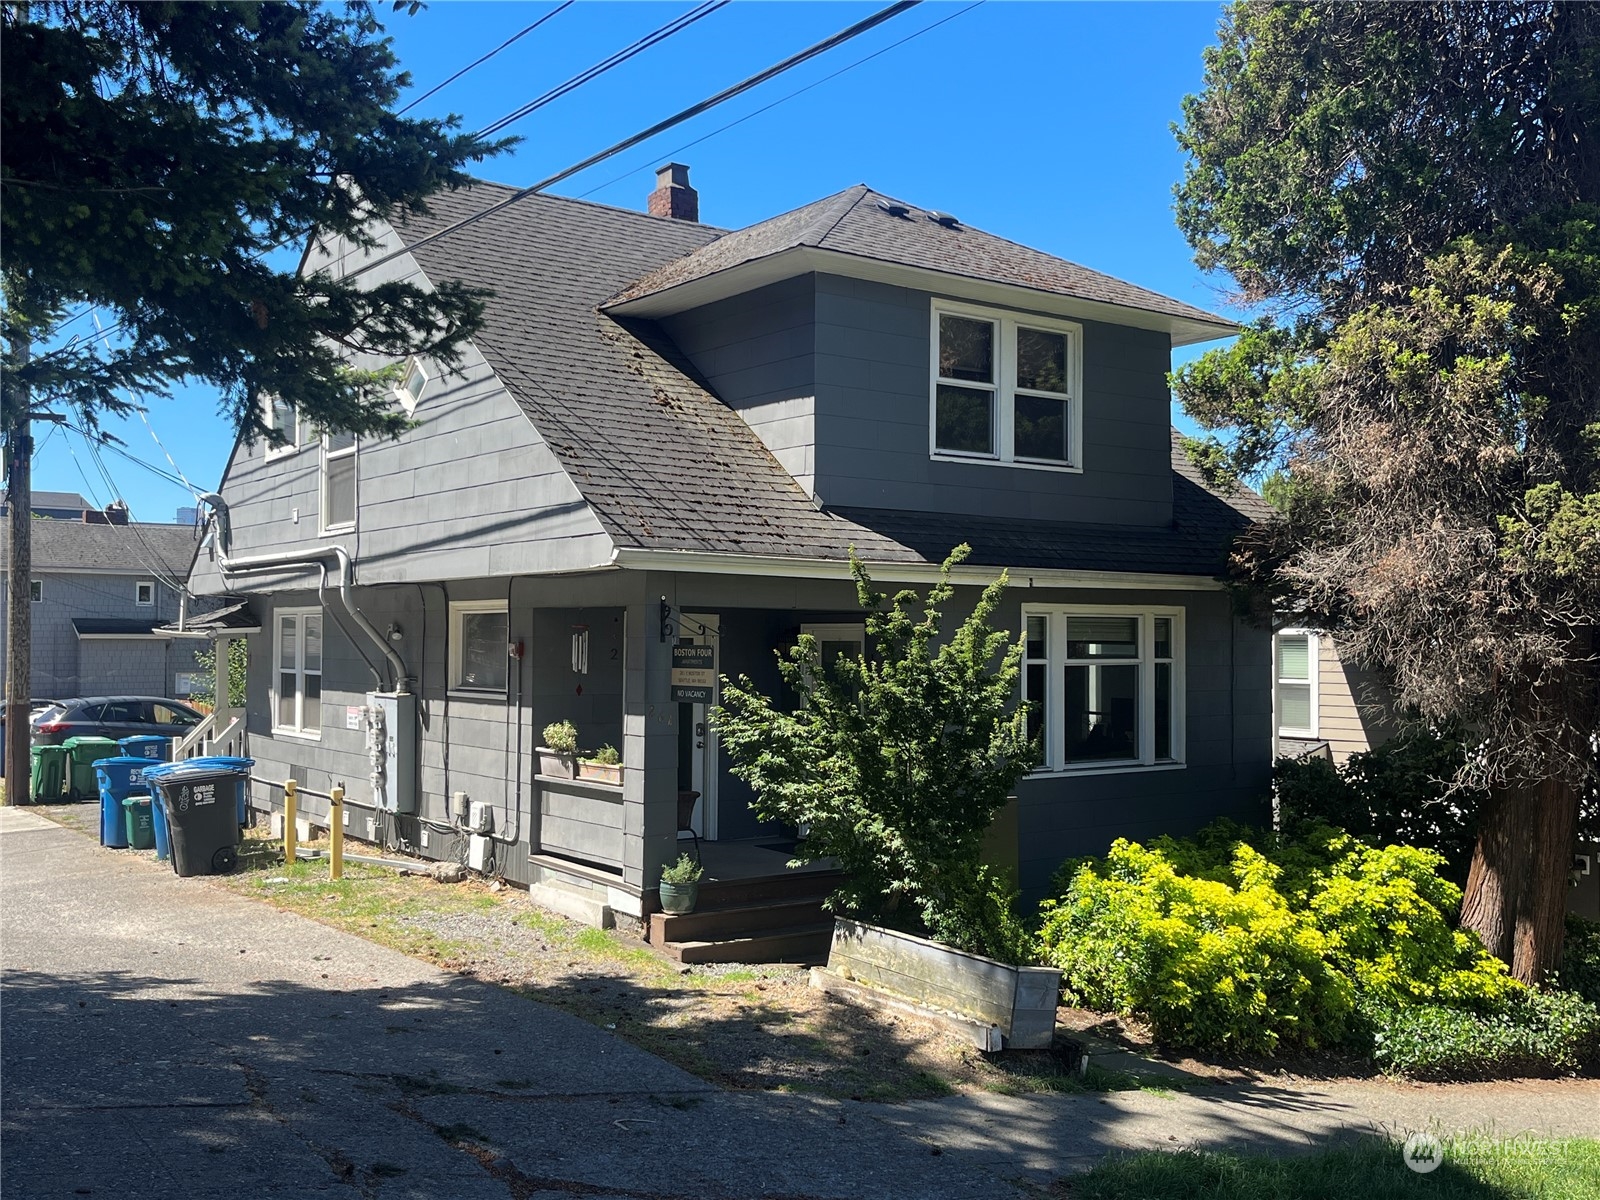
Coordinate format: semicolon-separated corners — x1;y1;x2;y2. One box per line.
605;245;1238;348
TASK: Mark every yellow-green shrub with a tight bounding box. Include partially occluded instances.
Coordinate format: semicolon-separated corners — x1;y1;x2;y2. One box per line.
1038;824;1520;1056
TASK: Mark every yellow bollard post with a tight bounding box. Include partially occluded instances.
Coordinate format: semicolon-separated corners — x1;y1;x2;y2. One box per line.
328;784;344;881
283;779;298;868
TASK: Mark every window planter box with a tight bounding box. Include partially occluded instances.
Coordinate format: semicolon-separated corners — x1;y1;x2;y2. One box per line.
537;747;576;780
577;760;622;786
817;918;1059;1051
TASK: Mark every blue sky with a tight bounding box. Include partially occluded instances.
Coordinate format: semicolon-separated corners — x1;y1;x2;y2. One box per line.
37;0;1232;523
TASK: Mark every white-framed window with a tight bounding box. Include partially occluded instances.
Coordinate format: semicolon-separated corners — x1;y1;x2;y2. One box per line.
930;300;1082;470
274;608;323;737
1022;606;1184;772
135;580;155;606
263;394;300;460
396;357;430;416
1275;629;1318;738
799;623;866;670
321;430;356;532
29;579;42;603
450;600;509;694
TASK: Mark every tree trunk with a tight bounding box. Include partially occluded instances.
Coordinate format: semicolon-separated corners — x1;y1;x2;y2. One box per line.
1459;774;1578;983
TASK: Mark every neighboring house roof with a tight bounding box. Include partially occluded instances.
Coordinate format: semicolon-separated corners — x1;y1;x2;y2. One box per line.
606;185;1234;344
2;520;199;578
2;489;91;512
71;618;166;638
157;599;260;637
391;184;1263;579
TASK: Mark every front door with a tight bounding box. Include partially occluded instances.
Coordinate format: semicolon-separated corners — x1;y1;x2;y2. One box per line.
676;613;719;840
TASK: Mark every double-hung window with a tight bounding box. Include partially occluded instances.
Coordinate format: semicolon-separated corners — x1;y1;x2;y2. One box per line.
1275;629;1318;738
322;430;357;532
263;394;299;459
1022;607;1183;771
275;609;323;737
450;601;509;694
931;302;1081;469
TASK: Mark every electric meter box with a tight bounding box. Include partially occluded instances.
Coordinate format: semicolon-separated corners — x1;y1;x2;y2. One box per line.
365;692;416;814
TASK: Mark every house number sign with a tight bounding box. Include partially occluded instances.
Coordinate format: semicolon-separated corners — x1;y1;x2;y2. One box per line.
670;645;715;704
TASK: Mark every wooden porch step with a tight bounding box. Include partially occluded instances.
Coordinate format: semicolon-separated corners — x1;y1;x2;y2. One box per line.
694;870;843;910
650;896;827;946
661;922;835;966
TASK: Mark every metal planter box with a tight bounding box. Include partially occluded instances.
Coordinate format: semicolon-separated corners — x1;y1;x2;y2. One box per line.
825;919;1060;1050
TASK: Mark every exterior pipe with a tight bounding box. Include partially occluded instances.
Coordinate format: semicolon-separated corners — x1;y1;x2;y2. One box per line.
198;492;408;692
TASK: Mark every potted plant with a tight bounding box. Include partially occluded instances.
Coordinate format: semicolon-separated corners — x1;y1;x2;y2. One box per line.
577;743;622;785
658;852;703;914
537;720;578;779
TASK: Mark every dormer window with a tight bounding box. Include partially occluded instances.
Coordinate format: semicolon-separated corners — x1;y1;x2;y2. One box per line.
930;301;1081;471
396;357;429;415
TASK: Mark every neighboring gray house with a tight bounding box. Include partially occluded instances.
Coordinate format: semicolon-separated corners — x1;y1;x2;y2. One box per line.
188;167;1272;929
1;513;207;699
1;489;95;522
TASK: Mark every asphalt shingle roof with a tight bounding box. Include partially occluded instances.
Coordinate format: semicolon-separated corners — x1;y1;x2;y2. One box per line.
393;183;1263;578
3;520;200;578
608;185;1231;330
72;618;164;637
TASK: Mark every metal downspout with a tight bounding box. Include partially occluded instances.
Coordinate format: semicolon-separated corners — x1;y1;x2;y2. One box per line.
198;492;408;692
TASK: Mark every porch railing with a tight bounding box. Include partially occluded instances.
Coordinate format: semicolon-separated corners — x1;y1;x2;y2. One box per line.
171;711;246;761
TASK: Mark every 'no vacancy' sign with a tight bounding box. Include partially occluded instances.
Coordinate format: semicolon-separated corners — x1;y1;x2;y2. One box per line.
670;645;716;704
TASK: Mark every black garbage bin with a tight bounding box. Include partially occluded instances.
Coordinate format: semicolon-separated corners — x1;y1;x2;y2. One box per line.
141;759;252;877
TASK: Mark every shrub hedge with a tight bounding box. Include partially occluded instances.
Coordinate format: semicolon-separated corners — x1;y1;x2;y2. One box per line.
1038;822;1600;1077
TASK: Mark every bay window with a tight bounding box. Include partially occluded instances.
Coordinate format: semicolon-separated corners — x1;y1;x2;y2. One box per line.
1023;606;1183;771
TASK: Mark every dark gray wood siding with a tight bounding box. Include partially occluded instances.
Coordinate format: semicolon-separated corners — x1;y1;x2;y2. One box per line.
657;275;817;495
811;273;1176;524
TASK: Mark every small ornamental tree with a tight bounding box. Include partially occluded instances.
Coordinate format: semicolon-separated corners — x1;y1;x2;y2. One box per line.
715;545;1039;962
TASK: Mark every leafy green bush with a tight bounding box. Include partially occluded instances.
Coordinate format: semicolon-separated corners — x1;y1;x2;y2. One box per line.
1039;823;1518;1056
1275;720;1485;882
1559;915;1600;1006
1039;840;1352;1053
717;547;1039;963
1367;989;1600;1079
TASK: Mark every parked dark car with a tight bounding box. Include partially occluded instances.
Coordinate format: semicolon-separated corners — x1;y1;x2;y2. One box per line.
30;696;206;747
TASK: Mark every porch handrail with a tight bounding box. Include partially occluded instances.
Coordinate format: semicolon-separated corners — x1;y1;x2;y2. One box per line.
171;711;246;761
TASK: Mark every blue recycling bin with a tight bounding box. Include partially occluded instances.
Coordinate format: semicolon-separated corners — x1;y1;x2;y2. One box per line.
141;758;254;877
96;757;154;850
118;735;171;763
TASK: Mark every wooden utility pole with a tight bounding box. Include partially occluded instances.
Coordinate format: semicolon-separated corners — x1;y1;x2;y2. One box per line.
4;336;31;803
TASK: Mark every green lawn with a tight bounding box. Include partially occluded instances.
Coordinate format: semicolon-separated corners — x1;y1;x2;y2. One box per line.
1066;1137;1600;1200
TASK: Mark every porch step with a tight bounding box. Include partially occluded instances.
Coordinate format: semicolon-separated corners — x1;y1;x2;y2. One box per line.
694;869;843;910
661;922;835;965
650;896;827;946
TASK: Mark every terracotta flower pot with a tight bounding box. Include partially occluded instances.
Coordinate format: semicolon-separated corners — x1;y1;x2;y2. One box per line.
537;748;575;779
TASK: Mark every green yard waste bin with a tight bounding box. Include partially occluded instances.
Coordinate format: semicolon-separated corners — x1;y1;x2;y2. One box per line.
122;795;156;850
63;736;120;801
30;745;68;804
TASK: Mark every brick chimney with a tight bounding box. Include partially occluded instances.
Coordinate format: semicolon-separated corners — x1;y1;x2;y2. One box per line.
648;162;698;222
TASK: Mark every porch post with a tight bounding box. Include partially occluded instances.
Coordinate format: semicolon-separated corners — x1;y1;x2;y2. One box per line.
621;594;678;895
212;633;236;735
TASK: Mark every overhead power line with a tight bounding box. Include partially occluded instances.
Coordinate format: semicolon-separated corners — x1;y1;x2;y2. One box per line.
351;0;924;282
578;0;984;201
474;1;728;140
398;2;575;115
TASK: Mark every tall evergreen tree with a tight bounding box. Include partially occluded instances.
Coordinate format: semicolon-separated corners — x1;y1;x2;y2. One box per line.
1173;1;1600;981
2;1;512;438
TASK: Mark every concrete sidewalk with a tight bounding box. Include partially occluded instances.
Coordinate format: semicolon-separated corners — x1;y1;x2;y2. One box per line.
3;806;1596;1199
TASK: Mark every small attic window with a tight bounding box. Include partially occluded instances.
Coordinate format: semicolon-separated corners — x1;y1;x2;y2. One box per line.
396;358;429;415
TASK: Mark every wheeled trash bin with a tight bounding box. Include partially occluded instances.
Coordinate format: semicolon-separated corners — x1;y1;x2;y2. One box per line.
63;736;120;801
141;759;253;877
30;745;68;804
96;757;156;850
118;735;172;763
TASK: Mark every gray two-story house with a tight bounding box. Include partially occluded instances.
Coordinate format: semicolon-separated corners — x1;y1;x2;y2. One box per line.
2;508;208;700
188;166;1272;934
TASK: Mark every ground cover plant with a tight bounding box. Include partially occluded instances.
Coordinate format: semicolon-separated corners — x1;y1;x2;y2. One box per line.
1038;821;1600;1077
